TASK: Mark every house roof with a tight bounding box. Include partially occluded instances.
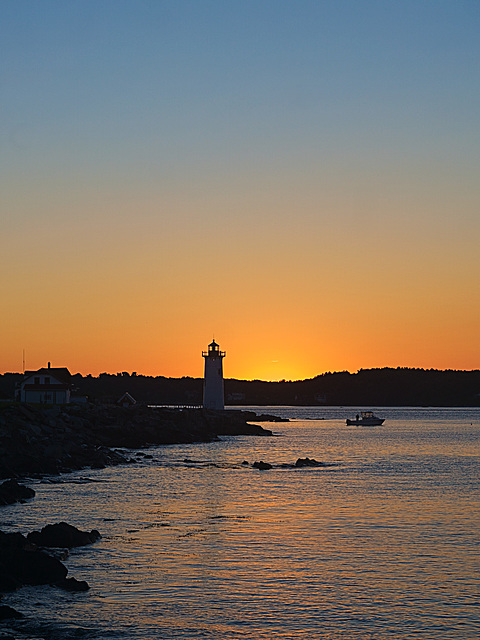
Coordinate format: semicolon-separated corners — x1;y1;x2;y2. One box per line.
23;367;72;385
117;392;136;404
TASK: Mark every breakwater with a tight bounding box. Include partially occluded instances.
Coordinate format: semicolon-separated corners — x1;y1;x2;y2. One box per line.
0;404;277;480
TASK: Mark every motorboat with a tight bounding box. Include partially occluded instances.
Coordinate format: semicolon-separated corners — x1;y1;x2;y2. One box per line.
346;411;385;426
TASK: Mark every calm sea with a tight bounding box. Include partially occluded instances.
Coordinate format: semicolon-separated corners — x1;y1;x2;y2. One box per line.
1;407;479;639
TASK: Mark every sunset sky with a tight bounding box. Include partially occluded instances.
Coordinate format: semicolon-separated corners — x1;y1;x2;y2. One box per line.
1;1;479;380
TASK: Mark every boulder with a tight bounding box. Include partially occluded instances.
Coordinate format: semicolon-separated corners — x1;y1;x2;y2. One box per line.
0;480;35;505
0;548;67;585
0;604;23;619
0;572;21;592
56;577;90;592
294;457;323;467
27;522;101;548
252;461;272;470
0;530;29;550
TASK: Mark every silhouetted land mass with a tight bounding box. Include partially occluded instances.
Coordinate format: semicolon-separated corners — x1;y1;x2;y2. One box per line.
0;368;479;406
0;404;274;480
237;368;480;406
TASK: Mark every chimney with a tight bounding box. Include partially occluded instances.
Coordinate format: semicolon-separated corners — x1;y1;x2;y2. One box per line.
47;362;51;369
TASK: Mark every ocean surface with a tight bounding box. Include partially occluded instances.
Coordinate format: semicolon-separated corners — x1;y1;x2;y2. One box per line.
1;406;479;640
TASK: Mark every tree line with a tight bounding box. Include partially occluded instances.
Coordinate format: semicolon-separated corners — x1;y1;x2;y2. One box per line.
1;368;479;406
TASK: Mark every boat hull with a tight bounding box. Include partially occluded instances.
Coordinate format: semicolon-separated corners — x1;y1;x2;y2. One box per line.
346;418;385;426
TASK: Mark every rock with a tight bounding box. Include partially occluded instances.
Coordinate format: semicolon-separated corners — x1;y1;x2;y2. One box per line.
0;531;29;550
241;460;249;465
0;480;35;506
56;577;90;592
0;604;23;619
0;572;21;592
252;461;272;470
0;548;67;585
252;413;289;422
27;522;101;548
0;524;98;596
294;457;323;467
46;547;70;561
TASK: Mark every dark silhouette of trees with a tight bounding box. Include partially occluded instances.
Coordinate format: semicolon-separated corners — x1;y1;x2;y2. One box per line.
1;368;479;406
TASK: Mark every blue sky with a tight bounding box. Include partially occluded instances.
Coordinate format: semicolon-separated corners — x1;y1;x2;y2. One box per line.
3;1;478;171
1;1;479;376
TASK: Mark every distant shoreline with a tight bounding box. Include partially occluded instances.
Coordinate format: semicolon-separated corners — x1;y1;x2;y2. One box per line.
2;368;479;407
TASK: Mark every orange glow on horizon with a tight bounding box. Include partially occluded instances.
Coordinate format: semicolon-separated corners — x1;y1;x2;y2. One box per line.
5;320;479;381
1;2;479;382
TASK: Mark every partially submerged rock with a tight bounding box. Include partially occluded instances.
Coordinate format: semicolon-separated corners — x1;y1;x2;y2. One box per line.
56;576;89;592
0;548;67;586
0;604;23;620
27;522;101;549
0;573;21;592
252;461;272;470
248;457;330;470
0;531;30;550
294;457;324;468
0;480;35;505
0;522;99;600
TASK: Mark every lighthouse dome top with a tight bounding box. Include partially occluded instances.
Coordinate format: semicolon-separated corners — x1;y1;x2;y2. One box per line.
202;339;225;358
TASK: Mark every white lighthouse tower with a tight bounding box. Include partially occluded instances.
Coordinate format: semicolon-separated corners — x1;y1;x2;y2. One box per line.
202;340;225;410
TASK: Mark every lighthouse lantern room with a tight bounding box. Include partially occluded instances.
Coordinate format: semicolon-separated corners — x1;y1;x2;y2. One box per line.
202;340;225;410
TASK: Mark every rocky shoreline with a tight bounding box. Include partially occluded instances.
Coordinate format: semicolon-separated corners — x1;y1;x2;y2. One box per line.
0;521;101;620
0;403;281;480
0;403;283;622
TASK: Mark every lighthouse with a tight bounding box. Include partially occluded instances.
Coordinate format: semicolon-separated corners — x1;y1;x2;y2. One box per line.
202;340;225;410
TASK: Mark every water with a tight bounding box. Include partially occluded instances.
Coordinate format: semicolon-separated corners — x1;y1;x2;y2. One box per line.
1;407;479;639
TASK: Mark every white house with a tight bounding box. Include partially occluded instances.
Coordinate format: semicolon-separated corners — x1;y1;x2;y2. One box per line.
18;363;73;405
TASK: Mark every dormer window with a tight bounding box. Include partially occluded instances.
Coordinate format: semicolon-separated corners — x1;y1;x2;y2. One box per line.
34;377;40;385
45;377;50;385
